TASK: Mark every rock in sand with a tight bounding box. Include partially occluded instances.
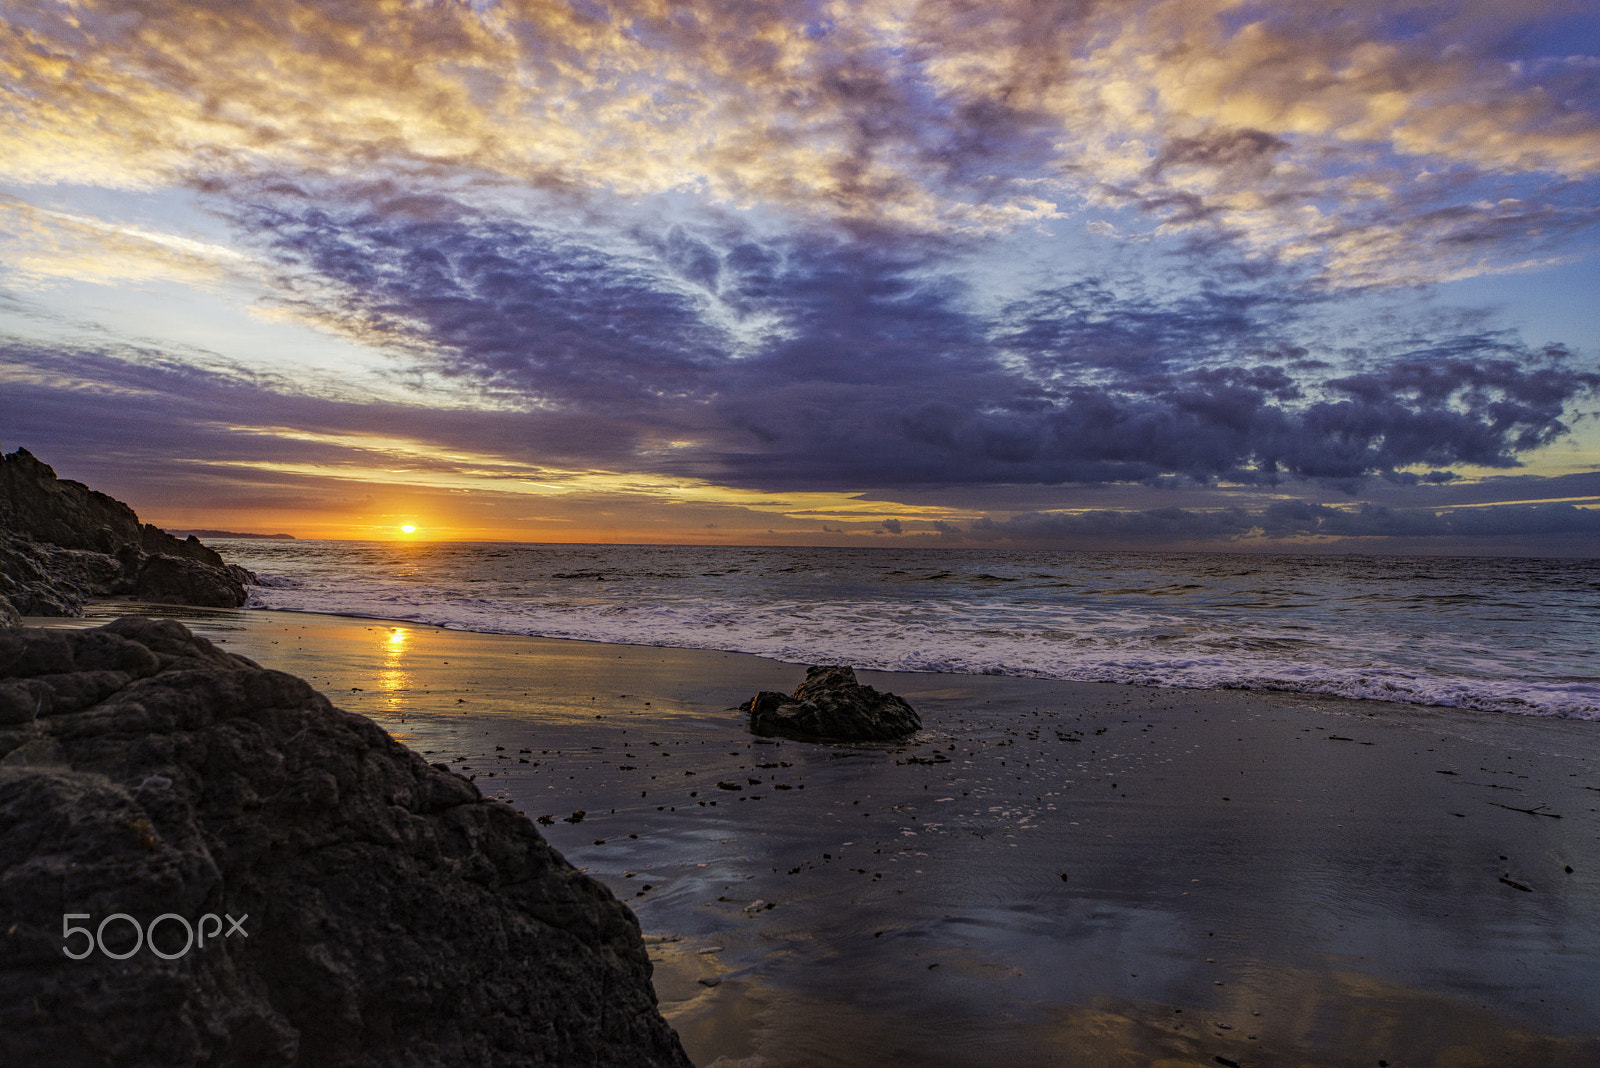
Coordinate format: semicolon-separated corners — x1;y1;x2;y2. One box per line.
739;665;921;743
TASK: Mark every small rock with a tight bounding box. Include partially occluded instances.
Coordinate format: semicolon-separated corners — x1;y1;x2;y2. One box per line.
737;666;921;743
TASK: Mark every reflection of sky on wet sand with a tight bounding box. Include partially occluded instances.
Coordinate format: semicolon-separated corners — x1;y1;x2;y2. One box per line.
55;605;1600;1068
611;697;1600;1067
654;959;1600;1068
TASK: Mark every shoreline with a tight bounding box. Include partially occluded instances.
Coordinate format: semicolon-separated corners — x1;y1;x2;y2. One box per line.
38;599;1600;741
32;602;1600;1066
109;596;1600;721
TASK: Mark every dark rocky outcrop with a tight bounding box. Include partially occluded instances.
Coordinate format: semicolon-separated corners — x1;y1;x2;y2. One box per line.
0;618;692;1067
0;538;123;617
127;551;256;608
0;448;255;619
740;665;922;743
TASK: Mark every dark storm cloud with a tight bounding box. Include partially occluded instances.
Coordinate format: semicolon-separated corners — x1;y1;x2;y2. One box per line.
232;192;1600;492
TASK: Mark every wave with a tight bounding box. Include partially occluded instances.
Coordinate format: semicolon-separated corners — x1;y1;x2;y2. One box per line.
242;582;1600;720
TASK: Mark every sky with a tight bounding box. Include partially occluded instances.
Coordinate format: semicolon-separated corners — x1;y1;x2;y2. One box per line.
2;0;1599;552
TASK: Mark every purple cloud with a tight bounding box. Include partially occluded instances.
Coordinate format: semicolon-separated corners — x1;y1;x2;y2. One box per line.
222;190;1599;493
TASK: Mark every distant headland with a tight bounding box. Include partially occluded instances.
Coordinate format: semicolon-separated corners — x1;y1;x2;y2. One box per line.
169;529;297;540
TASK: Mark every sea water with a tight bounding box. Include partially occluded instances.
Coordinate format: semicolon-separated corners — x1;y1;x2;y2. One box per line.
217;541;1599;719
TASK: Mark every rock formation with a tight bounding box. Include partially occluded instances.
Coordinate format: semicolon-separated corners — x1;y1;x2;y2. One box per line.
0;447;255;620
740;664;922;743
0;618;692;1067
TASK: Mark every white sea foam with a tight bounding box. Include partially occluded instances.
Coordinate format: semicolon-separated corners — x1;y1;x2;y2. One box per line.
227;542;1600;720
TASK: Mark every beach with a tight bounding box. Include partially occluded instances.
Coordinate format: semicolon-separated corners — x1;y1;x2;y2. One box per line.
39;602;1600;1067
10;2;1600;1060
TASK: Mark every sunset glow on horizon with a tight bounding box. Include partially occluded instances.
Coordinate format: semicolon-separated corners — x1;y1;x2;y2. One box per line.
3;0;1597;552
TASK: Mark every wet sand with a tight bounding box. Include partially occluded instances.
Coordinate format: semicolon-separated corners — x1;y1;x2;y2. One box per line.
40;604;1600;1067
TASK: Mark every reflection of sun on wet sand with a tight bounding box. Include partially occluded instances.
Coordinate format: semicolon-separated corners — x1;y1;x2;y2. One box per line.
56;603;1600;1068
378;626;413;715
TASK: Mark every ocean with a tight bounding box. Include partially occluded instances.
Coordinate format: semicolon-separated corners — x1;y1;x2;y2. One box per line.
217;541;1599;720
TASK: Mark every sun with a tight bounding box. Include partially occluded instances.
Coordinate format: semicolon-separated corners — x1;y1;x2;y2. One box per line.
400;524;416;534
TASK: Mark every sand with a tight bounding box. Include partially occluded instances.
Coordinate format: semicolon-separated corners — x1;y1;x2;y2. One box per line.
37;603;1600;1067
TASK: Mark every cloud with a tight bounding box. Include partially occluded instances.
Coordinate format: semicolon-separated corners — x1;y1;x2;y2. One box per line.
6;335;1596;547
967;500;1600;544
0;195;252;290
916;0;1600;282
3;0;1596;285
0;337;971;527
2;0;1595;550
242;195;731;413
227;190;1598;492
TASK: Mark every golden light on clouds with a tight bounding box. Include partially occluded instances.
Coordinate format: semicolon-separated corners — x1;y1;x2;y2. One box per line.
2;0;1596;551
4;0;1596;281
185;427;975;541
0;195;253;290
